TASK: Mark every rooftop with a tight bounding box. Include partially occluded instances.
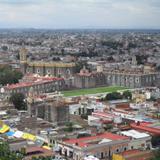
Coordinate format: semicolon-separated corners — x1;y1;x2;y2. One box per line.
131;122;160;135
64;132;128;148
120;129;150;139
5;76;64;90
25;146;54;160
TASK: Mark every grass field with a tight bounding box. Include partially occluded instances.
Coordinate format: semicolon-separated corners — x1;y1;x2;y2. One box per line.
62;86;128;97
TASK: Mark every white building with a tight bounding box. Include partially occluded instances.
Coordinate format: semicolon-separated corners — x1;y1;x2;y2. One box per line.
120;130;152;150
69;100;105;115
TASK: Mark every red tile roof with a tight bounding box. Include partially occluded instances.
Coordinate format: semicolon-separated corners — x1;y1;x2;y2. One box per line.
92;112;115;118
131;122;160;135
64;132;128;148
25;146;54;160
5;77;64;89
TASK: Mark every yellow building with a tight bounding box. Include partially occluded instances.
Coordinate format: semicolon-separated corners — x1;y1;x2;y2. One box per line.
19;47;76;78
112;154;125;160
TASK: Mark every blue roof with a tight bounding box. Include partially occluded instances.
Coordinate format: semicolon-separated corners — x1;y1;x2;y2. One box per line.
109;99;129;104
5;131;15;136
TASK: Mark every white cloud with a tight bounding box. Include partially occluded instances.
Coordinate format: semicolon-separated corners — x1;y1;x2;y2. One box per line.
0;0;159;28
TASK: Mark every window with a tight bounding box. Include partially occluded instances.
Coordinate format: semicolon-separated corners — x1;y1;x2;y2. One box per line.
96;152;100;158
121;76;124;81
146;77;148;83
130;77;133;82
27;68;30;73
153;76;156;80
66;69;70;75
136;77;139;83
47;69;51;74
101;152;104;159
112;75;115;80
108;75;111;81
37;69;40;73
150;76;152;82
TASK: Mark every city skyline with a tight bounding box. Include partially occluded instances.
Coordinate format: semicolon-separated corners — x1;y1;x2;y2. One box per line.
0;0;160;29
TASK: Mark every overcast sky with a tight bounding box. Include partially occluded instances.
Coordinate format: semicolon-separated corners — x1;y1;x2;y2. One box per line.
0;0;160;29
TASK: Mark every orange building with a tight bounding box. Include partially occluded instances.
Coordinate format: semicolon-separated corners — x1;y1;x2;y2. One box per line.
113;150;154;160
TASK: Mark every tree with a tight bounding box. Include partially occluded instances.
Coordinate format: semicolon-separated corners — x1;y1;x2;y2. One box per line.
64;122;73;132
157;65;160;71
105;92;123;100
107;56;114;62
152;149;160;160
32;156;55;160
135;55;148;65
16;54;20;60
1;46;8;51
104;124;113;131
123;90;132;100
75;61;89;73
151;136;160;147
0;140;24;160
81;114;88;119
9;93;26;110
61;48;65;55
128;42;137;49
0;65;23;86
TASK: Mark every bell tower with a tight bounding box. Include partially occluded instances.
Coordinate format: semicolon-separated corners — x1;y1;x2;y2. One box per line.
19;44;28;74
20;45;28;63
132;55;137;66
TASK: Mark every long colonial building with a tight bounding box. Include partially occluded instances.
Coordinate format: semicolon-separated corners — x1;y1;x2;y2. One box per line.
3;74;65;96
74;65;160;89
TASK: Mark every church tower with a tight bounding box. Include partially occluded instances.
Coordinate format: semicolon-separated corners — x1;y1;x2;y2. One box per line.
19;45;28;74
132;55;137;66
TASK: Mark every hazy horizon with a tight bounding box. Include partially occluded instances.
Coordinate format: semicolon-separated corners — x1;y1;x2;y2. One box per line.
0;28;160;30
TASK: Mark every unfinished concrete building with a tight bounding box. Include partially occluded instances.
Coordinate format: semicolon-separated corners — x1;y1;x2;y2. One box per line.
27;88;70;126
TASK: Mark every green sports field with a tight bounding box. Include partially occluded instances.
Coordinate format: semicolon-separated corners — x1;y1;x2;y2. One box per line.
62;86;128;97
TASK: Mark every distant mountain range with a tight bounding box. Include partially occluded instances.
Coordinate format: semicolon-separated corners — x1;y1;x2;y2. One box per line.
0;28;160;34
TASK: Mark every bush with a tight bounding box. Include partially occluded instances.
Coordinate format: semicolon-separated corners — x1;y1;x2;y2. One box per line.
81;114;88;119
104;124;113;131
123;90;132;100
9;93;27;110
105;92;123;100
